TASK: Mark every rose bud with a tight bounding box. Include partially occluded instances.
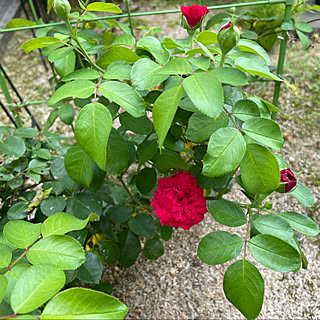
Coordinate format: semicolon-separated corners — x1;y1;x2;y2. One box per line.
53;0;71;20
217;21;241;55
276;168;297;193
181;4;210;31
151;171;207;230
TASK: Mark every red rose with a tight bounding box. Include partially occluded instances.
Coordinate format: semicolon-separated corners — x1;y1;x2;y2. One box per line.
181;4;210;29
151;171;207;230
280;168;297;192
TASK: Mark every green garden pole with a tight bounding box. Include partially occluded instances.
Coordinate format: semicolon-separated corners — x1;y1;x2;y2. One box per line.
272;0;294;115
28;0;40;25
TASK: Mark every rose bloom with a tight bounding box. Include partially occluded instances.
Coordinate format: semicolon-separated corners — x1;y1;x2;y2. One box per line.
280;168;297;192
181;4;210;29
151;171;207;230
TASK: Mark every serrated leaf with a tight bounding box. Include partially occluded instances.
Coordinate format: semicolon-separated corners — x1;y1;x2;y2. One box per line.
10;265;65;314
48;80;96;105
62;69;101;81
99;81;145;118
103;63;132;80
77;251;103;284
211;68;248;86
131;58;168;90
202;127;246;177
4;221;41;249
157;57;192;75
42;212;89;238
118;231;141;268
20;37;60;54
183;73;223;119
232;99;260;121
136;168;157;194
40;197;66;217
242;118;284;151
27;235;85;270
249;234;301;272
240;143;280;194
137;36;169;65
209;200;247;227
48;47;73;63
198;231;243;265
87;2;122;13
0;136;25;157
153;86;183;149
196;30;218;45
5;18;36;29
144;238;164;260
289;180;314;207
128;213;155;238
75;102;112;170
223;259;264;320
237;39;271;65
276;211;319;236
0;244;12;268
41;288;128;319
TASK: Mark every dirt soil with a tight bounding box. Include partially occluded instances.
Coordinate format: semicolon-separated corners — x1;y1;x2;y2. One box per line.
0;2;320;319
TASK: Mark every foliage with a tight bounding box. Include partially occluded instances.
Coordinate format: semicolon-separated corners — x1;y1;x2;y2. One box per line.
0;1;319;319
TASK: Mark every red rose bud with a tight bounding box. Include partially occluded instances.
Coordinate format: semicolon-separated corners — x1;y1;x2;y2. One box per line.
53;0;71;20
151;171;207;230
217;21;240;55
181;4;210;30
277;168;297;193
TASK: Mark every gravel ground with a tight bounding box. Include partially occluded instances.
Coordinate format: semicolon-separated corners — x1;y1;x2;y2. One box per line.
1;3;320;319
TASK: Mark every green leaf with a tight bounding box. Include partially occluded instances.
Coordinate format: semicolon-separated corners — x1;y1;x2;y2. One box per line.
0;275;7;304
75;102;112;170
62;69;101;81
6;18;36;29
157;57;192;75
7;202;28;220
14;127;38;138
48;47;73;63
210;68;248;86
97;47;140;69
107;205;132;224
87;2;122;13
77;251;103;284
196;30;218;45
223;259;264;320
242;118;284;152
295;21;312;33
0;244;12;268
209;200;247;227
99;81;145;118
160;225;173;241
289;180;314;207
48;80;96;106
136;168;157;194
44;109;58;131
112;34;135;47
235;54;281;81
137;36;169;64
249;234;301;272
4;221;41;249
41;287;128;319
153;149;189;172
252;214;294;240
119;112;152;135
276;211;319;236
42;212;89;238
105;129;129;175
237;39;271;65
189;56;210;71
99;240;120;266
27;235;85;270
131;58;168;90
11;264;65;314
118;231;141;268
137;139;158;164
202;127;246;177
240;143;280;194
144;238;164;260
153;86;183;149
58;104;75;125
232;99;260;121
103;62;132;80
128;213;155;238
40;196;66;217
183;73;223;119
198;231;243;265
64;143;94;187
20;37;60;54
0;136;25;157
186;111;228;143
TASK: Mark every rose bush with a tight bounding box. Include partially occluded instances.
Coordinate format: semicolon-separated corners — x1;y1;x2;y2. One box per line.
0;1;318;319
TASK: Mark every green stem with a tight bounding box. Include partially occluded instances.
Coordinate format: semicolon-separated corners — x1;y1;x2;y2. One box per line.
243;208;253;259
119;174;138;204
6;248;30;273
214;165;239;200
219;52;226;68
189;33;194;50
